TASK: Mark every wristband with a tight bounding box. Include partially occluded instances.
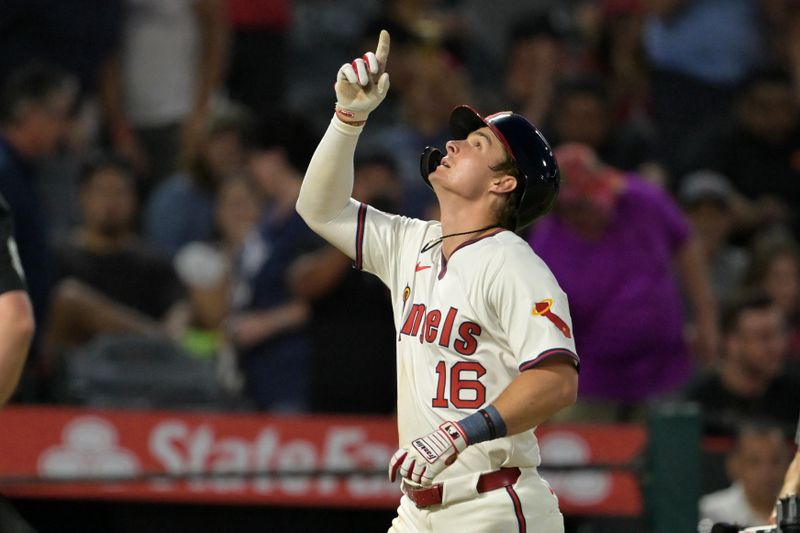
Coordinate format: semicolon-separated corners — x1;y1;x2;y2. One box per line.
457;405;508;445
335;106;367;126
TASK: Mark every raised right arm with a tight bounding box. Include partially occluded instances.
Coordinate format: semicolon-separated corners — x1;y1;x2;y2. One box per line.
295;117;366;257
296;30;391;257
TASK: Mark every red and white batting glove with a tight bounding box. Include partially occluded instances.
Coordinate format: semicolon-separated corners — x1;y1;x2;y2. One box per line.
335;30;391;124
388;421;469;486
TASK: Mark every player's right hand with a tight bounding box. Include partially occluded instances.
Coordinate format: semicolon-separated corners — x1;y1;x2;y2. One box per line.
388;421;468;486
335;30;391;124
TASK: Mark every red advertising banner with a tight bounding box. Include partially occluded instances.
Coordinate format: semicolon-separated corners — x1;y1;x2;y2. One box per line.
536;425;646;515
0;407;645;515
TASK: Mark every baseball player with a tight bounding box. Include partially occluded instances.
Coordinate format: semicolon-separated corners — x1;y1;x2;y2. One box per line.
296;30;579;532
0;193;34;406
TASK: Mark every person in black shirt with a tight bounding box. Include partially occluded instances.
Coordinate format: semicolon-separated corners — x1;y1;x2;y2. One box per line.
685;292;800;438
42;156;185;376
0;194;35;405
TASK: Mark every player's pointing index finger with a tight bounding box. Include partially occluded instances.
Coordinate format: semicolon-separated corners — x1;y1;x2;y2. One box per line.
376;30;390;71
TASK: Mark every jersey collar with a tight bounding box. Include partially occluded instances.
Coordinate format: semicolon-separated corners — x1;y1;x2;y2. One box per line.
438;228;507;280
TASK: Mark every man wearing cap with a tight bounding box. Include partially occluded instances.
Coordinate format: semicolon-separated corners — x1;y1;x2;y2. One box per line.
528;143;718;422
296;30;579;532
679;170;748;306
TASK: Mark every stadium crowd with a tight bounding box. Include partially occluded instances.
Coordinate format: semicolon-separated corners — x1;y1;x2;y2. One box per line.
1;0;800;529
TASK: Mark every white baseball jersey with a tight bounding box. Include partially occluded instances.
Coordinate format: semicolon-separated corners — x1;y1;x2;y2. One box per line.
297;118;579;484
351;203;579;482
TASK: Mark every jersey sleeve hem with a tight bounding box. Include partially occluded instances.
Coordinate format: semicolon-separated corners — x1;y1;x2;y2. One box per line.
353;202;367;271
519;348;580;373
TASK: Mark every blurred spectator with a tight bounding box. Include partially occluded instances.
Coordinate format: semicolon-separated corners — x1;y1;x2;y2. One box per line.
100;0;229;196
760;0;800;101
502;10;575;126
545;75;660;181
144;102;251;257
743;238;800;363
227;115;323;412
43;156;186;378
0;63;79;328
593;0;650;126
0;1;122;242
0;0;122;97
698;421;791;530
678;170;749;306
643;0;767;171
463;0;572;78
679;68;800;237
289;153;400;415
172;175;262;389
214;175;264;263
225;0;291;119
684;292;800;437
528;143;718;421
286;0;382;133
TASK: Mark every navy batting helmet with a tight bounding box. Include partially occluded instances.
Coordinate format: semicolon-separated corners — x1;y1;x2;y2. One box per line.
420;105;559;230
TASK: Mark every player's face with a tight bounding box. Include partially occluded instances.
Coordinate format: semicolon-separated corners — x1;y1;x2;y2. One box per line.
428;127;511;200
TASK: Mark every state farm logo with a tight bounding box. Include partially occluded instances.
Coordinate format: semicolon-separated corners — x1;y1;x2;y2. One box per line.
539;431;612;505
148;420;397;496
38;416;141;479
34;415;399;499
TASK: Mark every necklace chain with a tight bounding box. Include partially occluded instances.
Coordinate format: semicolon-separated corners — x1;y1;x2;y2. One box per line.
420;224;500;253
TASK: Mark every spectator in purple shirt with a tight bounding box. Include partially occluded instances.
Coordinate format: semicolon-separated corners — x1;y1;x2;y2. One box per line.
527;143;718;421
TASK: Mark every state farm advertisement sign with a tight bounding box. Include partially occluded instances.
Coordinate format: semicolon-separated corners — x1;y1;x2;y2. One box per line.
0;407;400;508
0;407;644;515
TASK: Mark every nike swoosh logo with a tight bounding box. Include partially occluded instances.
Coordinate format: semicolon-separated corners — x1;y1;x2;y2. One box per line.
415;263;431;272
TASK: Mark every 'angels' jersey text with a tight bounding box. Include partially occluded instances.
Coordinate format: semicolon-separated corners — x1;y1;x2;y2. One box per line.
400;305;481;356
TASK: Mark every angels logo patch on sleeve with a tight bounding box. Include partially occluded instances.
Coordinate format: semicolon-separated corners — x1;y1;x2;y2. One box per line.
532;298;571;338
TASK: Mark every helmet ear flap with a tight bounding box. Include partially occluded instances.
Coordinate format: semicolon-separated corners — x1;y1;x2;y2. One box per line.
419;146;443;188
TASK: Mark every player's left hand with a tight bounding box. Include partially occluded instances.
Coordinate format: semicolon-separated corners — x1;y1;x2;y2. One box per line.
389;421;468;486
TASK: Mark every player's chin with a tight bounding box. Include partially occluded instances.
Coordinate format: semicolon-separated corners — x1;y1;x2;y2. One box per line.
428;166;448;183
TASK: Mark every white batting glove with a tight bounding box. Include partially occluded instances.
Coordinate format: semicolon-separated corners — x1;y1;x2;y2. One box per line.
388;421;469;486
335;30;391;123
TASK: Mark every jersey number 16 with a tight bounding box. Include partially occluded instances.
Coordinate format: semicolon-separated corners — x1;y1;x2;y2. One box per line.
432;361;486;409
